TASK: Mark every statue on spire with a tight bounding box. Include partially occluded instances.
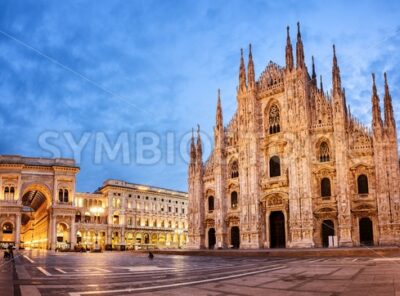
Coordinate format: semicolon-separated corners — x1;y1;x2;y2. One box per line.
332;44;342;96
285;26;294;71
383;72;396;129
296;22;305;69
247;44;255;89
371;73;384;135
239;48;247;93
311;56;317;86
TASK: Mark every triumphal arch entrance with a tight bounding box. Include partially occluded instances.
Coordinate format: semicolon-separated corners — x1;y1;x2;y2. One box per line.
0;155;79;250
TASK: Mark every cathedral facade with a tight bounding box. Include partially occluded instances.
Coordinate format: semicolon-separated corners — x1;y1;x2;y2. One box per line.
187;23;400;249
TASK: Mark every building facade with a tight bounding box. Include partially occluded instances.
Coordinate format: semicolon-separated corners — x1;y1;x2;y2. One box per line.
0;155;188;250
187;23;400;249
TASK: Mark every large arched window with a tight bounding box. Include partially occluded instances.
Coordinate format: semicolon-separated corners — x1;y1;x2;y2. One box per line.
321;178;331;198
269;156;281;177
319;142;330;162
230;161;239;178
268;104;281;134
231;191;238;208
208;196;214;212
357;174;369;194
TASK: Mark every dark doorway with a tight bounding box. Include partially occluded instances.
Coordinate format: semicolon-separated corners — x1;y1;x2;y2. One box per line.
269;211;285;248
359;217;373;246
231;226;240;249
208;228;216;249
321;220;334;247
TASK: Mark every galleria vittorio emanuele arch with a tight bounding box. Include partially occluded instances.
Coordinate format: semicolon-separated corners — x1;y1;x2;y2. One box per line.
0;155;188;250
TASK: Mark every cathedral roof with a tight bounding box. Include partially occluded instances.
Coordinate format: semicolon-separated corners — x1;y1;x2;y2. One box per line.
258;61;284;90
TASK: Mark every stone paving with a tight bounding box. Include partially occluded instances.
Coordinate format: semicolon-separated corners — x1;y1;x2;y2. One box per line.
2;250;400;295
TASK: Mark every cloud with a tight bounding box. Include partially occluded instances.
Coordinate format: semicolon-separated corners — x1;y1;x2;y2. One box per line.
0;0;399;192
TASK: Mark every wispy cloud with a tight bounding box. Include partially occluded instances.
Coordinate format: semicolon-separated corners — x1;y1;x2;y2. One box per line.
0;0;399;192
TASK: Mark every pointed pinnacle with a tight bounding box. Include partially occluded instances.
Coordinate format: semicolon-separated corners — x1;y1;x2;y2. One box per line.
297;22;301;38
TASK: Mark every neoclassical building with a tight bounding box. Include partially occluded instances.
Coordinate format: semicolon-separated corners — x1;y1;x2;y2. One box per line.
0;155;188;250
187;23;400;249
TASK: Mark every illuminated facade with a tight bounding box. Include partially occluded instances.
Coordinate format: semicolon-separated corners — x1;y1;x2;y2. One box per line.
187;24;400;249
0;155;188;250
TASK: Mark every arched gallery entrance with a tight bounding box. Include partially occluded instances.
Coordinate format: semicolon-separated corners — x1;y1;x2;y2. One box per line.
269;211;285;248
20;189;49;249
321;220;334;248
208;228;216;249
359;217;373;246
230;226;240;249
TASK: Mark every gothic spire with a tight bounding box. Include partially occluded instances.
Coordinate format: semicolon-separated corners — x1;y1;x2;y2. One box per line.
190;128;196;164
311;56;317;86
320;75;324;93
371;73;384;134
216;89;223;130
239;48;247;93
196;124;203;162
285;26;294;71
296;22;305;69
383;72;396;129
247;44;255;89
332;44;342;95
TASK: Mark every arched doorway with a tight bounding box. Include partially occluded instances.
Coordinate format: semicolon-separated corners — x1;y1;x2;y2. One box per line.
359;217;373;246
208;228;216;249
144;233;150;244
231;226;240;249
57;223;70;245
20;188;50;249
321;220;334;248
269;211;285;248
1;222;14;243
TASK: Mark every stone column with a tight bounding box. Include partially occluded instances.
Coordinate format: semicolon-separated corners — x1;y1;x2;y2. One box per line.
70;217;76;249
15;213;21;249
51;215;57;250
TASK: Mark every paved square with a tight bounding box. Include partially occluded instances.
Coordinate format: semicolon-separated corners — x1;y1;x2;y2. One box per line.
2;250;400;295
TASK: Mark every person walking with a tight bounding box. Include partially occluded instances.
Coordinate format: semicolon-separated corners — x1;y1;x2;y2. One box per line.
148;251;154;260
7;244;14;259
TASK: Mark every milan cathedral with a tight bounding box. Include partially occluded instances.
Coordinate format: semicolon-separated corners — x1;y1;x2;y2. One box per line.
187;23;400;249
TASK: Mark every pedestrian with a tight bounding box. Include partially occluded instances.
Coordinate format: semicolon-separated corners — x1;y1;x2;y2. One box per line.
7;244;14;259
148;251;154;260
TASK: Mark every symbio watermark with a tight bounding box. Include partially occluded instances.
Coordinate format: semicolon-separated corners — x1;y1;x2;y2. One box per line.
37;130;213;165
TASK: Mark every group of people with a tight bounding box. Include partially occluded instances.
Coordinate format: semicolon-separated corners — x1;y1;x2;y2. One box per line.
3;244;14;260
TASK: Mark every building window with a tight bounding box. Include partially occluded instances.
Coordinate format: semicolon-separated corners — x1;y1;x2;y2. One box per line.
168;206;171;212
357;174;369;194
4;187;15;200
230;160;239;178
319;142;330;162
208;196;214;212
268;104;280;134
182;208;185;214
321;178;331;198
175;207;178;213
145;219;149;226
231;191;238;208
2;223;13;234
161;221;165;228
75;212;81;223
269;156;281;177
58;189;69;203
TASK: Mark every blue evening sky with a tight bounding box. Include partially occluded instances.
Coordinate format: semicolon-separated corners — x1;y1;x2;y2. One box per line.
0;0;399;192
